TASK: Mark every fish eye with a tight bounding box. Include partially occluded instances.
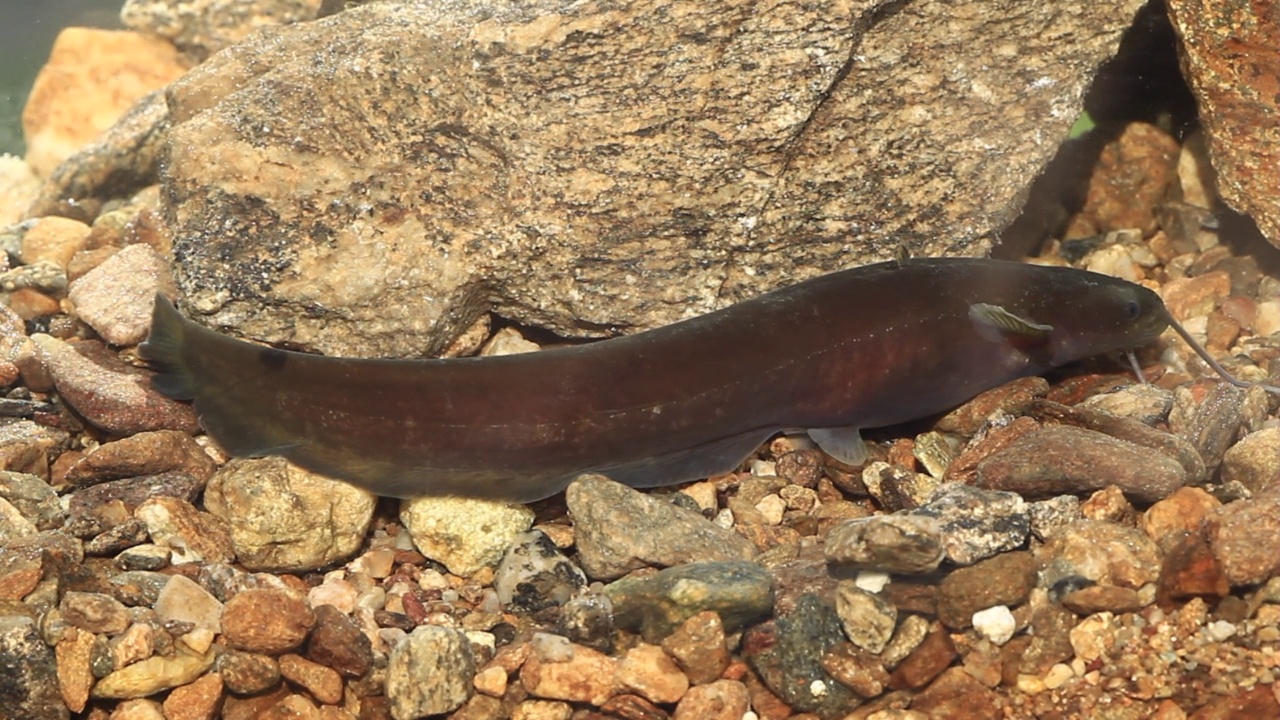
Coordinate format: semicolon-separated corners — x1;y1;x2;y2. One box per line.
1124;300;1142;319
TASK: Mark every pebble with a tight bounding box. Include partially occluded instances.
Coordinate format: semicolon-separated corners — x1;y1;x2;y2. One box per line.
0;616;65;718
823;514;944;573
400;493;534;577
60;590;130;634
68;472;203;528
385;625;476;717
306;604;374;679
0;419;71;479
216;649;280;695
912;483;1030;565
204;457;376;572
935;552;1038;630
1217;427;1280;495
1027;495;1081;541
55;627;97;712
163;672;223;720
61;429;217;488
934;376;1049;435
1140;486;1220;552
616;643;689;704
567;474;756;581
135;496;234;565
493;530;587;612
0;470;63;530
887;625;957;691
1169;382;1246;474
975;425;1187;503
91;647;215;699
744;594;861;718
31;334;199;434
971;606;1016;645
833;581;897;653
1078;383;1174;425
1038;520;1161;590
1204;491;1280;586
519;637;617;706
605;560;774;643
17;216;92;270
68;244;177;346
279;653;343;705
673;679;750;720
221;587;315;655
154;575;223;634
819;641;890;698
861;461;937;510
660;610;731;685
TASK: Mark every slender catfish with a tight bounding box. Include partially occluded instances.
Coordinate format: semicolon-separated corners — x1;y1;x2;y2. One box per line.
140;257;1178;501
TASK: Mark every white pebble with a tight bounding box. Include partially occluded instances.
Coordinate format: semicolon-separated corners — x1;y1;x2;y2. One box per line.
854;571;891;593
972;605;1016;645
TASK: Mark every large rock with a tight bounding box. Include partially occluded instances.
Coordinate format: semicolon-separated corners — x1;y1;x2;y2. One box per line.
162;0;1144;357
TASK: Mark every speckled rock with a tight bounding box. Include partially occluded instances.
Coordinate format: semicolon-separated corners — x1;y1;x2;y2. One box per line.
160;0;1145;357
823;514;944;574
31;335;199;434
400;494;534;577
833;581;897;654
69;244;177;346
0;470;63;530
55;627;96;713
605;561;774;644
935;552;1038;630
744;593;862;718
306;604;373;679
135;496;234;565
204;457;375;572
121;0;323;61
22;27;187;177
385;626;476;718
912;483;1030;565
221;587;315;655
1204;492;1280;586
1037;519;1162;591
61;430;217;488
1218;427;1280;495
162;672;223;720
0;615;68;720
60;591;130;634
660;611;731;686
279;653;343;705
568;475;756;581
494;530;586;613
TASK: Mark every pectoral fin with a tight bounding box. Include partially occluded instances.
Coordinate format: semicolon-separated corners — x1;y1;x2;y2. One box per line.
808;426;868;466
968;303;1053;344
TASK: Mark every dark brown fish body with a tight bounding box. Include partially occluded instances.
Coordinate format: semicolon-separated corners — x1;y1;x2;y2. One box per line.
141;258;1169;501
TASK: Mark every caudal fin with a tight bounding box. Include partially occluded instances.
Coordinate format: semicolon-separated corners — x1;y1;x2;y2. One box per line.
137;294;199;400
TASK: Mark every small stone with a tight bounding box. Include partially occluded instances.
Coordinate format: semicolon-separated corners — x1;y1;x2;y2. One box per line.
935;552;1037;630
888;624;957;691
604;560;773;643
567;474;756;581
0;545;46;601
881;614;933;670
519;639;617;706
55;627;97;713
617;643;689;704
913;483;1030;565
910;665;1002;717
69;244;177;346
0;616;65;719
31;334;199;434
1061;585;1145;615
743;594;862;718
971;606;1016;645
306;604;373;679
400;494;534;577
92;648;215;699
935;377;1049;435
154;575;223;635
279;653;343;705
818;642;890;698
661;611;730;686
1027;495;1081;541
162;672;223;720
494;530;587;613
204;457;375;572
472;665;508;697
974;425;1187;503
1204;492;1280;586
1141;486;1220;552
0;497;39;544
216;650;280;695
135;496;234;565
1218;427;1280;495
60;591;130;634
1169;382;1246;475
1156;532;1229;604
833;581;896;653
823;514;944;573
386;625;475;718
222;588;315;655
1078;383;1174;425
108;698;166;720
0;419;70;478
61;429;217;487
673;679;749;720
18;216;91;271
1038;520;1161;590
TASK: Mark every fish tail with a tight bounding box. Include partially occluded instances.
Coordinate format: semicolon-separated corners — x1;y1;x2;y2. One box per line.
138;294;199;400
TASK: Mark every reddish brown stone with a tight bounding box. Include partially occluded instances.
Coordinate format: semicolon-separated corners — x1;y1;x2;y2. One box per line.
888;626;957;691
1157;532;1229;606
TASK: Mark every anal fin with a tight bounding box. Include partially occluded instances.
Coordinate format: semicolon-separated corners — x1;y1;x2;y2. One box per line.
597;428;777;489
807;426;868;466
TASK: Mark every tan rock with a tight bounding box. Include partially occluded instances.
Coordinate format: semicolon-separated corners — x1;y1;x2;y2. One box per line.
221;587;315;655
616;643;688;704
92;648;215;699
673;679;749;720
19;216;91;270
23;28;187;177
0;155;39;226
400;494;533;577
163;672;224;720
68;243;177;346
135;496;234;565
519;642;618;706
56;627;97;712
279;654;343;705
